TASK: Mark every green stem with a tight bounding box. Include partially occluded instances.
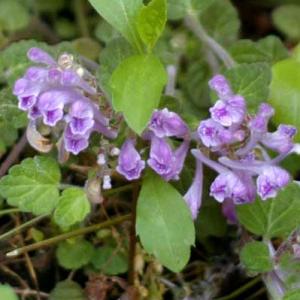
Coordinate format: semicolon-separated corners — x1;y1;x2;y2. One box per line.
103;183;136;196
184;12;235;69
0;208;20;217
74;0;90;37
0;214;47;241
6;214;131;257
214;276;261;300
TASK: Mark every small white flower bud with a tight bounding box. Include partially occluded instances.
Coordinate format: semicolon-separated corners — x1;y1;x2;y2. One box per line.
110;147;120;156
103;175;112;190
97;153;106;165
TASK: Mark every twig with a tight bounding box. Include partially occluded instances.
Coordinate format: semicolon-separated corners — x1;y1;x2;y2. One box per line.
214;276;261;300
184;13;235;69
6;214;131;257
0;265;29;289
14;214;41;299
244;287;266;300
14;288;49;299
128;184;139;286
0;131;27;177
0;208;20;217
0;214;47;241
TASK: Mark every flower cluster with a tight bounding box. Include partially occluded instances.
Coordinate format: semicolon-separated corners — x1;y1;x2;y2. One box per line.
116;108;190;182
188;74;297;220
13;47;117;155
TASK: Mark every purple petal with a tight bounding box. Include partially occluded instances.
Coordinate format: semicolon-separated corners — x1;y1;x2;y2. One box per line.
69;100;94;119
262;125;297;154
222;199;238;224
48;68;62;82
27;47;56;66
149;108;188;138
116;139;145;181
257;166;290;200
24;67;48;82
43;108;64;126
208;74;232;98
210;171;255;204
147;137;174;180
28;105;42;120
210;96;245;127
13;78;29;95
184;159;203;219
69;117;95;135
18;95;36;111
197;118;232;148
61;70;96;94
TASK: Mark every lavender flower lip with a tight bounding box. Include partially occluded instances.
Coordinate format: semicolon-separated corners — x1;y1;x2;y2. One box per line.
116;139;145;181
148;108;189;138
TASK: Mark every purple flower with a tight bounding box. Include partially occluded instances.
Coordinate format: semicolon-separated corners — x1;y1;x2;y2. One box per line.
67;100;95;135
209;74;232;98
184;159;203;219
13;78;41;111
64;126;89;155
148;137;189;181
262;125;297;154
222;199;237;224
27;47;56;66
197;118;232;148
61;69;96;94
257;166;290;200
38;90;68;126
210;95;246;127
249;103;274;133
210;171;255;204
148;137;175;181
149;108;188;138
116;139;145;180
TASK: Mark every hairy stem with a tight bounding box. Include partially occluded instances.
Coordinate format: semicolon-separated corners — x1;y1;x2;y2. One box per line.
6;214;131;257
184;13;235;69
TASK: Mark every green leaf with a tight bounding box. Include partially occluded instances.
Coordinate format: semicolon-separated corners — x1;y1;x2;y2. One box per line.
270;58;300;141
257;35;289;63
240;241;273;273
200;0;240;46
272;5;300;40
0;0;30;32
0;156;61;215
137;0;167;51
167;0;191;20
88;0;143;52
0;123;18;155
196;201;227;241
284;289;300;300
49;280;86;300
136;172;195;272
0;88;27;129
110;54;167;134
94;20;120;44
56;239;94;270
54;188;91;229
237;183;300;238
229;40;270;64
0;285;18;300
98;38;134;93
224;63;272;112
91;245;128;275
